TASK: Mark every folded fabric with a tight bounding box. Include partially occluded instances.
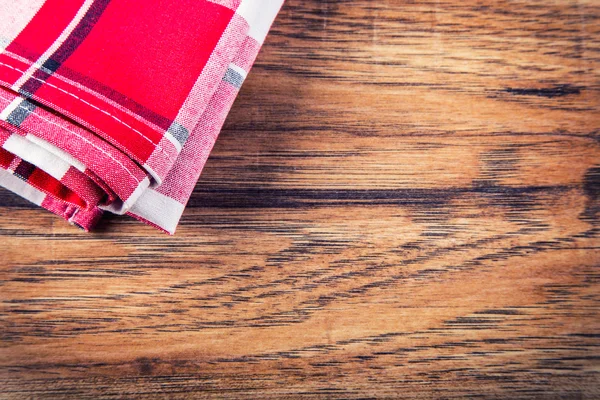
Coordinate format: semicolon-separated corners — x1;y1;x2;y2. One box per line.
0;0;283;233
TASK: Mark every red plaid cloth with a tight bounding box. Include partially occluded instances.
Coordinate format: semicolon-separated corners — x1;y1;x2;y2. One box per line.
0;0;283;233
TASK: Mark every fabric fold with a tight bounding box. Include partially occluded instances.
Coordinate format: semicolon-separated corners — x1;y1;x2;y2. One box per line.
0;0;284;233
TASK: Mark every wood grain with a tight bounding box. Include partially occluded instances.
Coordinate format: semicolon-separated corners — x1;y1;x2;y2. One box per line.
1;0;599;398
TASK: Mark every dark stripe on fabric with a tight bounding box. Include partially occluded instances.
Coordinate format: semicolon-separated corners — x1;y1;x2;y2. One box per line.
13;160;36;181
6;100;37;127
223;67;244;89
18;0;113;96
167;122;190;147
41;58;61;73
49;0;112;65
18;69;52;97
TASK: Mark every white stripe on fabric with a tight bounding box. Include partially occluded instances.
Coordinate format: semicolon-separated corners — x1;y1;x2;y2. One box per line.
0;97;22;120
236;0;284;44
0;167;46;206
143;163;161;187
128;189;185;234
25;133;87;172
99;176;151;215
3;134;70;180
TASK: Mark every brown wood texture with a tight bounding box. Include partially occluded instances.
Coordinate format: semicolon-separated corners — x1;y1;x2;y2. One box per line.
1;0;600;398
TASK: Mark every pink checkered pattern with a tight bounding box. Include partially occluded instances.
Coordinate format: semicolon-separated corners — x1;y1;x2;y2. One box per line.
0;0;284;233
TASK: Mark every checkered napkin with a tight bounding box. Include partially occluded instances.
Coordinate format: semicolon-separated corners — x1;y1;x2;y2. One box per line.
0;0;284;233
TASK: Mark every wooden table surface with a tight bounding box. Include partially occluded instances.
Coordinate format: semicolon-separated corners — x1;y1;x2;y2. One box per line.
1;0;599;398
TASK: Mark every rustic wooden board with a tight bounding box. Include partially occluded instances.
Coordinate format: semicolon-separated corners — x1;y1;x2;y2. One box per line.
1;0;599;398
